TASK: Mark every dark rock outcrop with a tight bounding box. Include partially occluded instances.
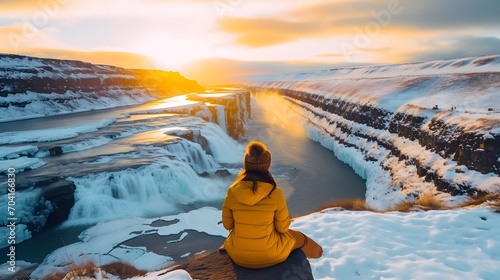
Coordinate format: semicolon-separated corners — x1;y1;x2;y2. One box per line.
40;178;76;228
12;175;75;233
174;249;314;280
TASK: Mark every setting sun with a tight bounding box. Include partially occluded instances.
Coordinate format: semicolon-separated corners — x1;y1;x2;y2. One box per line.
135;36;208;70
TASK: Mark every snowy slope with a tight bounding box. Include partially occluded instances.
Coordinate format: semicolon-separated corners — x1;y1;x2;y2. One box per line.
243;55;500;210
0;54;202;122
245;55;500;128
25;205;500;280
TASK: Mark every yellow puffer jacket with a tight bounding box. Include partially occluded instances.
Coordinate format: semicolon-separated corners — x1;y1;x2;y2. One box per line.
222;180;295;268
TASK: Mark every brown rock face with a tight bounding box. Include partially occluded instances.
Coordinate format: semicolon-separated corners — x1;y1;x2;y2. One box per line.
175;249;314;280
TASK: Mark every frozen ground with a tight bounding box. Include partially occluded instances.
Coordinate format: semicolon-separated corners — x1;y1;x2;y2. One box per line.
21;205;500;279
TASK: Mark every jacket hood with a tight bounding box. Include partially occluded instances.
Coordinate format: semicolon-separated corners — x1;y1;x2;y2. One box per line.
231;180;274;206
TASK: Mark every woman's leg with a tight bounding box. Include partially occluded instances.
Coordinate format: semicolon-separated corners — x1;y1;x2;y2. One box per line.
288;229;323;258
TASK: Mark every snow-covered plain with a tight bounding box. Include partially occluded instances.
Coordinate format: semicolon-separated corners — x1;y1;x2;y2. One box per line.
246;55;500;109
27;205;500;279
0;118;117;145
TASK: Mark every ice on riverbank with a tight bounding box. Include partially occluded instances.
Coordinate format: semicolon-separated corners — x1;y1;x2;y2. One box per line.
30;207;227;279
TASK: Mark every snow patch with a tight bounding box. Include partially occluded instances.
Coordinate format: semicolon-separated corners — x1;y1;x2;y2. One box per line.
31;207;225;279
0;118;117;144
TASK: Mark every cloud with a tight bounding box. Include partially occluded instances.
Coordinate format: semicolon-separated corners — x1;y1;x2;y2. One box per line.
219;17;321;47
395;0;500;29
291;0;500;30
314;53;347;58
217;1;388;48
0;22;76;53
0;47;154;69
0;0;74;17
218;0;500;48
410;36;500;62
0;0;40;10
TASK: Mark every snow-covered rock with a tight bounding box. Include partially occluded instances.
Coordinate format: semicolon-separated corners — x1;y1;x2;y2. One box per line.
0;54;203;122
244;55;500;209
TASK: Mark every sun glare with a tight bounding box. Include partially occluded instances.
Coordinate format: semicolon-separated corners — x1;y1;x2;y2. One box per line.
136;36;210;70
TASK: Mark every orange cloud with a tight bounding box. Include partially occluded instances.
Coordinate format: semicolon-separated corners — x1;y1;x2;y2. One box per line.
0;0;39;10
0;0;70;11
0;48;155;70
219;17;320;47
217;0;444;48
0;24;35;51
0;24;23;35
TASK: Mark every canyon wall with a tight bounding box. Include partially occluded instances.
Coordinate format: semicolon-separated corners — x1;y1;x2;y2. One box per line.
244;55;500;208
0;54;203;121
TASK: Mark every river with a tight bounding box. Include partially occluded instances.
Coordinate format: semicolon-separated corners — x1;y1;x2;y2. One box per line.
247;93;366;215
0;92;365;265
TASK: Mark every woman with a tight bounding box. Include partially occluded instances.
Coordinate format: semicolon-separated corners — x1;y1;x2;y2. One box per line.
222;141;323;268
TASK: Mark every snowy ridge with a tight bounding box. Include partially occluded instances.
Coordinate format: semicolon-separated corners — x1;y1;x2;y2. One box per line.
0;90;154;122
0;118;117;144
247;55;500;82
244;55;500;209
0;145;38;159
0;54;202;122
246;55;500;114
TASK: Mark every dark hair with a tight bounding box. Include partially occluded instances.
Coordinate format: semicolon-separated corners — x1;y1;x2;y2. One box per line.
235;169;277;197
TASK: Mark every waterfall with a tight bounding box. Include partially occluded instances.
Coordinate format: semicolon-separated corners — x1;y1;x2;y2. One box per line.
215;105;227;133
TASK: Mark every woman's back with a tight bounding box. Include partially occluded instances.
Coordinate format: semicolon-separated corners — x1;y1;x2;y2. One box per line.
221;141;322;269
222;180;295;268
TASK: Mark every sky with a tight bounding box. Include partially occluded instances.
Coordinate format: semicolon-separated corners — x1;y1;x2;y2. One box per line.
0;0;499;84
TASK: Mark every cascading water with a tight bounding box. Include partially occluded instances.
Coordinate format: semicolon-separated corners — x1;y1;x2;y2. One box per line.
66;149;227;225
215;105;227;133
64;123;244;225
198;122;243;163
163;138;219;173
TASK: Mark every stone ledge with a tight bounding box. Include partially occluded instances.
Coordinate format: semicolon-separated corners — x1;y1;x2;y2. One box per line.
171;249;314;280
